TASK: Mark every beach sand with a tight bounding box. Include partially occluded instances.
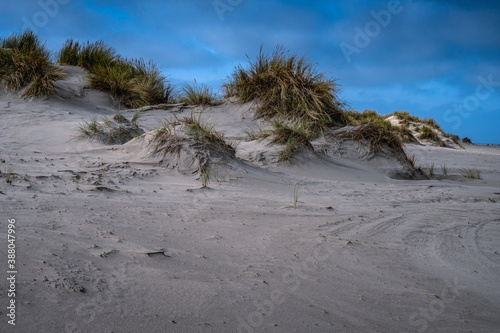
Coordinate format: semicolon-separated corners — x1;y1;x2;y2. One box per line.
1;67;499;332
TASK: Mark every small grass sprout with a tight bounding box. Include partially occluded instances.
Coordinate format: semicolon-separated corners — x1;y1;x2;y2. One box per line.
441;164;448;175
460;168;482;179
293;183;301;209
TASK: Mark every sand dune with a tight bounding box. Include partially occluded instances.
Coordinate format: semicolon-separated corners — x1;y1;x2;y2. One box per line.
1;67;499;333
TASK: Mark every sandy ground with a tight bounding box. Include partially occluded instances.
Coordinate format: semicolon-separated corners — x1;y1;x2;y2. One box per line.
1;67;500;332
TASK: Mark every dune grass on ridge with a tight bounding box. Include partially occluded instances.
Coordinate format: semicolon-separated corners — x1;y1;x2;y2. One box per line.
0;31;64;97
393;111;444;132
224;45;346;131
179;80;218;106
344;109;416;149
88;58;173;108
58;39;173;108
223;45;347;160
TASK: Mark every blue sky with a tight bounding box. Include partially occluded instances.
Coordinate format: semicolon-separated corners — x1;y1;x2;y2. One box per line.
1;0;499;143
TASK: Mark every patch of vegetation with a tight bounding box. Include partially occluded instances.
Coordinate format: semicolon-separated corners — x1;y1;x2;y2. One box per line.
77;114;144;144
460;168;481;179
407;153;417;167
345;109;387;126
446;133;462;145
402;153;427;177
179;80;218;106
462;137;472;144
427;163;435;177
243;126;261;141
396;124;417;143
393;111;443;132
183;114;236;154
76;40;117;71
58;39;173;108
150;115;235;188
393;111;419;125
346;110;418;144
57;38;82;66
418;126;441;143
421;117;443;132
223;45;346;132
150;119;184;156
58;39;117;71
259;119;312;161
0;31;64;97
201;165;211;188
88;58;173;108
337;122;404;154
151;115;236;159
339;122;424;177
441;164;448;175
293;183;300;209
2;164;16;184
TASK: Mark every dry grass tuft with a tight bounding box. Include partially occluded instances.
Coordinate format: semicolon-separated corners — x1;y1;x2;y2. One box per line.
183;114;236;154
0;31;64;97
393;111;443;132
180;80;218;105
150;119;185;156
259;119;313;161
337;123;404;154
77;114;144;144
460;168;481;179
418;126;441;143
150;114;235;157
462;137;472;144
58;39;173;108
87;58;173;108
223;45;346;132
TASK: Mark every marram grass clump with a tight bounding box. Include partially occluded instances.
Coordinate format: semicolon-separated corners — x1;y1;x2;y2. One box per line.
58;39;117;71
345;109;417;144
87;58;173;108
223;45;346;131
151;114;236;157
418;126;442;144
460;168;481;179
77;113;144;144
393;111;443;132
179;80;218;106
259;119;313;161
0;31;64;97
58;38;173;108
337;122;404;155
183;114;236;154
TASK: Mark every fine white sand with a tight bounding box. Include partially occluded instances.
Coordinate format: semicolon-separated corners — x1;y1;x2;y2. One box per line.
1;67;500;332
